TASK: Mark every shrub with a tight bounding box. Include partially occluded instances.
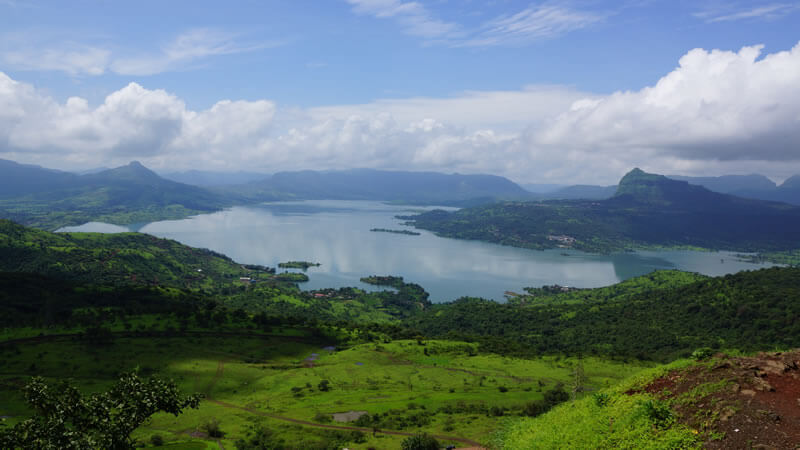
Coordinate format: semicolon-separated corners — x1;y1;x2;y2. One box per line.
640;399;674;429
202;418;224;438
401;432;440;450
692;347;715;361
150;434;164;446
349;430;367;443
313;412;332;423
593;392;611;407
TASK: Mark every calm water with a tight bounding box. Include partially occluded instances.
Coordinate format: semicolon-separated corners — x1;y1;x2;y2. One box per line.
59;200;777;302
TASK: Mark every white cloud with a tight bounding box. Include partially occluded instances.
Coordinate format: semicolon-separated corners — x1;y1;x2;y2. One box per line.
3;44;110;75
346;0;461;39
111;29;278;76
531;43;800;163
0;28;275;77
460;5;604;47
346;0;602;46
2;42;800;184
694;3;800;23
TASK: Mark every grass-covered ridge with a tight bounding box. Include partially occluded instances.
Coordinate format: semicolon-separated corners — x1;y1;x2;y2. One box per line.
494;359;700;449
496;349;800;449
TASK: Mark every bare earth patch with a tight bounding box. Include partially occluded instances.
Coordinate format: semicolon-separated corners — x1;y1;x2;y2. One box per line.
633;350;800;449
332;410;369;422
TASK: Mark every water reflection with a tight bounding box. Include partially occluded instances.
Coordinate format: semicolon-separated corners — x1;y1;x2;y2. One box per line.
59;201;777;302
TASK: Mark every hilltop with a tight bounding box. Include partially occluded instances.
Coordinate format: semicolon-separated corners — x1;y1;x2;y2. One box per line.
0;159;230;230
405;168;800;253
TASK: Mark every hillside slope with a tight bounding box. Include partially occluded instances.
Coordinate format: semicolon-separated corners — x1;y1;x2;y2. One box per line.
498;350;800;449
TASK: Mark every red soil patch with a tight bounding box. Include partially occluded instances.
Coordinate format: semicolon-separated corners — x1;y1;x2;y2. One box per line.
635;350;800;449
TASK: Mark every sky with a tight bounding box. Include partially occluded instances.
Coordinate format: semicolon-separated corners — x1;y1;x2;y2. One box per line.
0;0;799;185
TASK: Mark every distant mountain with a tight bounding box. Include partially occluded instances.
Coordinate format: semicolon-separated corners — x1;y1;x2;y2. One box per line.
667;173;800;206
667;174;776;194
534;184;616;200
0;160;230;229
406;168;800;253
521;183;564;194
234;168;533;205
161;169;269;187
0;159;79;197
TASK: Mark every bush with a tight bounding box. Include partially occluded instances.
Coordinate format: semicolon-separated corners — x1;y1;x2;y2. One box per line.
313;411;332;423
593;392;611;407
401;432;440;450
150;434;164;446
640;399;674;429
349;430;367;443
692;347;715;361
202;418;224;438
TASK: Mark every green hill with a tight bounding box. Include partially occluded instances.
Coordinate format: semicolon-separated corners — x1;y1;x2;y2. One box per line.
0;219;246;289
406;266;800;362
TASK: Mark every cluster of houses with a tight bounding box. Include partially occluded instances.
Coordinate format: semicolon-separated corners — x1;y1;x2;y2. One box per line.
547;234;576;246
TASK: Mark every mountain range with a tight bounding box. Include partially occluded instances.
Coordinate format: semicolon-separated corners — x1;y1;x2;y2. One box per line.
406;168;800;253
524;172;800;205
0;159;536;228
229;168;533;205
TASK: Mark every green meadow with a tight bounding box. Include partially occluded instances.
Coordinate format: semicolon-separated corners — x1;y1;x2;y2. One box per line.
0;331;649;449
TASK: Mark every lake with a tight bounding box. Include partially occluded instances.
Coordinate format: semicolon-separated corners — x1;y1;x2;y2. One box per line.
59;200;778;302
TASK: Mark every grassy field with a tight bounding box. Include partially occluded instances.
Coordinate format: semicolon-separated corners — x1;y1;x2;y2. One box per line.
0;330;650;449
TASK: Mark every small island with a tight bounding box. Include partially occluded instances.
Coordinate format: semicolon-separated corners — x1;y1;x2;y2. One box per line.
278;261;321;270
370;228;421;236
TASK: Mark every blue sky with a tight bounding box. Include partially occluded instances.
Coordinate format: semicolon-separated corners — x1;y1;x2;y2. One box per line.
1;0;799;184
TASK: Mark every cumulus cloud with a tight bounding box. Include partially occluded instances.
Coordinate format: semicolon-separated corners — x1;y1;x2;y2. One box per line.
0;74;276;169
2;42;800;184
531;43;800;163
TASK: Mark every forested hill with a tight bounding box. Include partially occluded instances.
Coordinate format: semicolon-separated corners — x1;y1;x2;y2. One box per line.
405;168;800;253
228;168;533;205
0;159;230;230
406;266;800;362
0;219;246;289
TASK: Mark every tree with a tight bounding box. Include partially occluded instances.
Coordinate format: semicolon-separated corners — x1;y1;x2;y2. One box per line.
570;360;587;400
0;371;201;449
401;432;440;450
